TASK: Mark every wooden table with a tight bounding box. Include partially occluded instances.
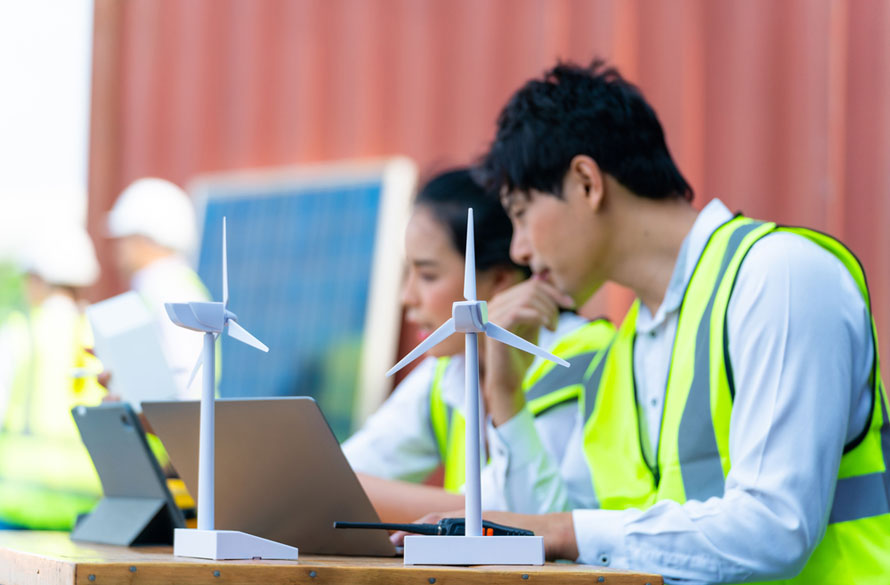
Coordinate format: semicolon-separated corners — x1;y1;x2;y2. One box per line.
0;531;662;585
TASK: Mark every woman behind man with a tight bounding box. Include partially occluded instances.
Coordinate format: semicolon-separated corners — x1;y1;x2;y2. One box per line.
343;168;613;522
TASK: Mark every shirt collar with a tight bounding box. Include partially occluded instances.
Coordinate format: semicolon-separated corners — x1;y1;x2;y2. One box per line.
636;198;734;332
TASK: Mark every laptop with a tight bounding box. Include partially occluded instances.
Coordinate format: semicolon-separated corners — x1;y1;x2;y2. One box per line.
71;403;185;545
141;397;396;556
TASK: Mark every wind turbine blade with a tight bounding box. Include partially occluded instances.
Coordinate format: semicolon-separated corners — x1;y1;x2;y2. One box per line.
484;322;570;367
186;351;203;389
464;208;476;301
227;320;269;352
185;333;219;387
222;217;228;308
386;318;457;377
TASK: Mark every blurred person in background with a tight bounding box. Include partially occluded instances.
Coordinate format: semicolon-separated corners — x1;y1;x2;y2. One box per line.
0;222;105;530
106;178;211;400
0;262;26;325
342;168;614;522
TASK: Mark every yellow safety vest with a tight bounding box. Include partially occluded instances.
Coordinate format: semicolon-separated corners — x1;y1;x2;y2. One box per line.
581;216;890;583
432;318;615;493
0;301;106;530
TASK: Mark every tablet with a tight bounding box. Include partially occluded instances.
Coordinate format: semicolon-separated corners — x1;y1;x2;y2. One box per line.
142;397;396;556
70;403;185;545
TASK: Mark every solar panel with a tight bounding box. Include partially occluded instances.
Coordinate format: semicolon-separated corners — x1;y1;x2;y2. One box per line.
189;158;416;439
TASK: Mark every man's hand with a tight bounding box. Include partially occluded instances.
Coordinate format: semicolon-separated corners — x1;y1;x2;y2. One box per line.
97;370;112;389
390;510;579;561
85;347;113;390
484;278;575;425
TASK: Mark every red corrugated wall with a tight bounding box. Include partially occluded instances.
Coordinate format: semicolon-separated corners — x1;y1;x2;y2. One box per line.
88;0;890;370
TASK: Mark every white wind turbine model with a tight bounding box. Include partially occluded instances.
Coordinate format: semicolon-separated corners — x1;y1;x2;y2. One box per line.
165;217;299;561
387;208;569;566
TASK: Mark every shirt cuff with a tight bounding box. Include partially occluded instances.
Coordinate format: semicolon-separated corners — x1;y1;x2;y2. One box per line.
487;406;545;469
572;508;629;568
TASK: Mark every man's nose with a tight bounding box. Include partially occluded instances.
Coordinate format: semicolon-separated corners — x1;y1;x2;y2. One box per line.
510;229;532;267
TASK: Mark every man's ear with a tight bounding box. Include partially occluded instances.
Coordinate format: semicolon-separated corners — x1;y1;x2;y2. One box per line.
568;155;605;212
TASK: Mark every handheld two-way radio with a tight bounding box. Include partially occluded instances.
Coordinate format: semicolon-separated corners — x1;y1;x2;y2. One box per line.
334;518;534;537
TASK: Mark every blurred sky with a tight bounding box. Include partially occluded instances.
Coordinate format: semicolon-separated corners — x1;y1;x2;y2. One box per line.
0;0;93;260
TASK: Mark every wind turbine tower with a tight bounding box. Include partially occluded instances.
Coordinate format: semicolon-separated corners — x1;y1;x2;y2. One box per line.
165;217;299;561
387;208;569;565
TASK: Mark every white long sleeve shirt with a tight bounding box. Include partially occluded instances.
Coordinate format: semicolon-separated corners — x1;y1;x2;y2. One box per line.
342;312;587;511
486;199;874;584
132;256;211;400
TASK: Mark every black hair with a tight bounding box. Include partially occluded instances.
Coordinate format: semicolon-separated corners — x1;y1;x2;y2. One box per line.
414;168;529;275
481;59;693;201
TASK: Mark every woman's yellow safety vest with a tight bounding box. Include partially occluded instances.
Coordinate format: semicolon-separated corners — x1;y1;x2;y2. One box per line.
431;318;615;493
0;304;106;530
580;216;890;583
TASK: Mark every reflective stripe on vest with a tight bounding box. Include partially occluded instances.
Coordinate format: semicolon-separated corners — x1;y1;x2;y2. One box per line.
525;319;615;415
432;318;615;493
581;216;890;583
671;219;769;501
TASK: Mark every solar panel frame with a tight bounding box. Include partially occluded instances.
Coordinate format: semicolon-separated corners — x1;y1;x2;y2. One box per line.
187;157;416;438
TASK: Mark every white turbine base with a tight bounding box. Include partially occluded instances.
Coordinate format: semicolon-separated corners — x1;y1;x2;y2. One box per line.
174;528;299;560
403;535;544;566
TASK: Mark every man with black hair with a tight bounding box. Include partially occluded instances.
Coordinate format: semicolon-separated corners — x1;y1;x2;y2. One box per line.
474;60;890;583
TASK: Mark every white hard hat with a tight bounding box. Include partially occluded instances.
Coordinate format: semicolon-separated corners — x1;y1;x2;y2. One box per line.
21;223;100;287
107;178;197;254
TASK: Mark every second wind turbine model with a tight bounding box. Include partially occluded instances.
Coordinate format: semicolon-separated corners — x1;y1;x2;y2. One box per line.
387;208;569;565
165;217;298;561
